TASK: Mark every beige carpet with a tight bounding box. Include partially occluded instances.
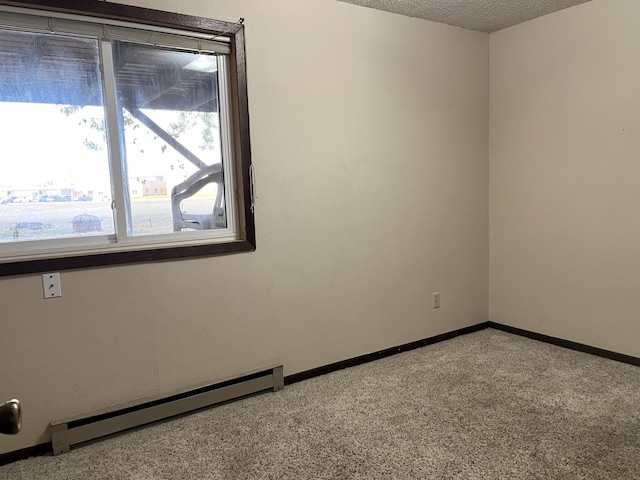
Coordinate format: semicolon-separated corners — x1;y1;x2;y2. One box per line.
2;329;640;479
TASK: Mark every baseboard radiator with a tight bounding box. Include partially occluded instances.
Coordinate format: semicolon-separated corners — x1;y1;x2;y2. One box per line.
50;365;284;455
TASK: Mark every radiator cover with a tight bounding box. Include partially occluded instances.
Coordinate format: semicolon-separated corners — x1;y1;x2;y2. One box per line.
50;365;284;455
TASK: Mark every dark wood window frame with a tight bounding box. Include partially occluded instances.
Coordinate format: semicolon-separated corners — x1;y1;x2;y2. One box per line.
0;0;255;277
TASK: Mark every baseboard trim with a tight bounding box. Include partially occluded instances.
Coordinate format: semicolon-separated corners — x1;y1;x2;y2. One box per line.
0;323;492;466
16;320;632;465
488;322;640;367
0;442;51;466
284;322;490;385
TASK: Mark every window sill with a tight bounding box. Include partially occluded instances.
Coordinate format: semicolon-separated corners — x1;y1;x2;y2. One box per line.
0;239;255;277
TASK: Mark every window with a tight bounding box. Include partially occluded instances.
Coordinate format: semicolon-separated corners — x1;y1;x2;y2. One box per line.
0;1;254;276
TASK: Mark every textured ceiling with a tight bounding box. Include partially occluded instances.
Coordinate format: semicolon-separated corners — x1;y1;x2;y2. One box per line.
336;0;593;33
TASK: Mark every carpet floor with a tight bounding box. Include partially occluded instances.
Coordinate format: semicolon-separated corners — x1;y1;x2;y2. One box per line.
2;328;640;479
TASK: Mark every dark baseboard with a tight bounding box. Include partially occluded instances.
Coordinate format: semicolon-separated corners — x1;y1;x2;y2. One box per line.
284;322;491;385
0;442;51;466
285;321;640;387
7;320;635;466
488;321;640;367
0;324;490;466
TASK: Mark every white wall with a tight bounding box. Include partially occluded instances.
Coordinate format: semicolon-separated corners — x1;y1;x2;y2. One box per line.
0;0;489;453
490;0;640;356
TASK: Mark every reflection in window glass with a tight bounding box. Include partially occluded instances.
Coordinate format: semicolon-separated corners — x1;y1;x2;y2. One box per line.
112;42;226;236
0;29;113;244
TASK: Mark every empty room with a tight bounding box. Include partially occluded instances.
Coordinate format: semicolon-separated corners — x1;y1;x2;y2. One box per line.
1;0;639;478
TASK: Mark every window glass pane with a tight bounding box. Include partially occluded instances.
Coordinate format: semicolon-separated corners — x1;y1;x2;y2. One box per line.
0;29;113;244
112;41;226;237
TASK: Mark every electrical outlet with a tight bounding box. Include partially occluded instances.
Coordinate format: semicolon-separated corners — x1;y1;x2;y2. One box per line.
433;292;440;309
42;273;62;299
